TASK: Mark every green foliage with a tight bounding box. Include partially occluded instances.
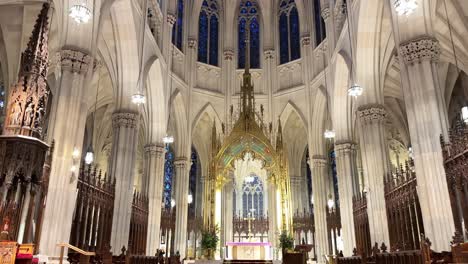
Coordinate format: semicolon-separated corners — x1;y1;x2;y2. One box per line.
201;225;219;250
279;231;294;250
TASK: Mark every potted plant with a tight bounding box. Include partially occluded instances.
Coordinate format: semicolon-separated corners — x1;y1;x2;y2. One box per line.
201;226;219;260
279;231;295;255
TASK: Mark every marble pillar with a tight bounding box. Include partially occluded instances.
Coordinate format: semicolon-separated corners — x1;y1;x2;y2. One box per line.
173;158;189;258
267;180;278;250
110;112;139;251
145;144;166;254
398;36;455;251
335;141;358;256
223;180;234;244
357;105;390;246
38;50;93;260
311;156;330;263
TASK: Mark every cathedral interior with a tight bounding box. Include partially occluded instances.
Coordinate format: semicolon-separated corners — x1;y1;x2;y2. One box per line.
0;0;468;264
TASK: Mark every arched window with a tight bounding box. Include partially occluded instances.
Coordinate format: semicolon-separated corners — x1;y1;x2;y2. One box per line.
172;0;184;50
163;146;175;208
313;0;326;46
242;175;264;218
329;150;339;206
305;148;312;211
188;147;198;215
198;0;219;66
278;0;301;64
238;0;260;69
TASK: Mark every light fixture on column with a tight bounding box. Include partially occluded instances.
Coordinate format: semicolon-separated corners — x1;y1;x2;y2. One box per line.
69;1;92;24
324;129;336;139
162;135;174;144
131;92;146;105
171;198;176;208
393;0;418;16
348;83;363;97
462;106;468;124
132;0;149;106
188;193;193;204
84;146;94;165
327;195;335;210
72;147;80;159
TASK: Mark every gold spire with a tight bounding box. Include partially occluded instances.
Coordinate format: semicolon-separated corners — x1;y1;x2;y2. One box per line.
240;21;255;122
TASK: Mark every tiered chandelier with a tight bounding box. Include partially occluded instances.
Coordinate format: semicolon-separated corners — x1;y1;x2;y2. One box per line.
69;1;92;24
393;0;418;16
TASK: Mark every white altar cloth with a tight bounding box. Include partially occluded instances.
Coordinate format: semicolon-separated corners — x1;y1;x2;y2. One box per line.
225;242;272;260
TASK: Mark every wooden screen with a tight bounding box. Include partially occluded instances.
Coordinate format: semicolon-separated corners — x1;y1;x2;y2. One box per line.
353;193;371;257
128;192;149;255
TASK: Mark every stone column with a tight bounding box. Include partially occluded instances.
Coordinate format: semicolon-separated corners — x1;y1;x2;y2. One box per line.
110;112;139;251
321;4;335;56
357;105;390;246
223;179;234;244
145;144;166;254
38;50;93;260
267;179;278;251
398;36;455;251
335;141;358;256
173;158;189;258
311;156;330;263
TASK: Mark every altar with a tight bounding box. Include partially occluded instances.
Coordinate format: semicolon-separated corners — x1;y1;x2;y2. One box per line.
225;242;272;260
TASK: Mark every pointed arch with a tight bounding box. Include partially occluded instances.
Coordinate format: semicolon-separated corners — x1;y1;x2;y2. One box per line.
278;0;301;64
332;51;354;141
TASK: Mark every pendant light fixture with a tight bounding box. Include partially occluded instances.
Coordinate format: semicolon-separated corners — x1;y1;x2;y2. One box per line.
345;0;363;97
393;0;418;16
69;0;92;24
442;1;465;123
132;0;149;105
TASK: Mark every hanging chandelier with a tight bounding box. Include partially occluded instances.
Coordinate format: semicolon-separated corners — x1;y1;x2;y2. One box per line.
84;146;94;165
162;135;174;144
393;0;418;16
131;92;146;105
69;4;92;24
188;194;193;204
324;129;336;139
348;83;363;97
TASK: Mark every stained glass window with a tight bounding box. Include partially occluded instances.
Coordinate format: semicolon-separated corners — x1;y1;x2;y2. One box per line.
163;146;174;208
188;147;198;215
305;148;312;212
278;0;301;64
330;150;339;206
313;0;326;46
172;0;184;50
242;175;264;218
198;0;219;66
238;0;260;69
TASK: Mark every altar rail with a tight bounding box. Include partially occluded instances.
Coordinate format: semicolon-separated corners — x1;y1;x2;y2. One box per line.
441;123;468;237
384;159;424;251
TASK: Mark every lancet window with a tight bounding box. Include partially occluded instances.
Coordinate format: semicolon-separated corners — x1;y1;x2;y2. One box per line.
188;147;198;215
172;0;184;50
279;0;301;64
313;0;326;46
330;150;339;206
242;175;264;218
163;146;174;208
198;0;219;66
238;0;260;69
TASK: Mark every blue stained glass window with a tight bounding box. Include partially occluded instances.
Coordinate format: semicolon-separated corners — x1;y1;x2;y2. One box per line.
242;175;264;218
189;147;198;215
238;0;260;69
314;0;326;46
163;146;175;208
172;0;184;50
305;147;312;212
198;11;209;63
279;0;301;64
330;150;339;206
198;0;219;66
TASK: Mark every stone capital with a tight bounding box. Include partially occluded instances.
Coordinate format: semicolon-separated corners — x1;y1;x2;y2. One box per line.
60;49;93;74
301;36;311;47
144;143;165;157
321;7;331;20
167;13;177;26
264;49;275;59
357;104;386;124
188;38;197;49
335;141;357;154
311;155;328;168
399;36;440;65
223;49;234;60
112;112;138;129
174;158;189;169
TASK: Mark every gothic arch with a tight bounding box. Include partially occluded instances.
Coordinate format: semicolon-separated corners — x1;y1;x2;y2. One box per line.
144;57;167;143
332;52;354;141
170;89;189;157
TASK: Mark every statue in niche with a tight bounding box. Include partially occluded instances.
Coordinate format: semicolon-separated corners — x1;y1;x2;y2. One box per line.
24;100;34;127
10;100;22;126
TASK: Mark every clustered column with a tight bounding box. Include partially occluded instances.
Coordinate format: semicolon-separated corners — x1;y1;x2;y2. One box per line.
145;144;166;255
39;49;93;260
335;141;359;256
110;112;139;251
311;156;330;263
173;158;189;258
398;36;455;251
223;177;234;244
357;105;390;246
